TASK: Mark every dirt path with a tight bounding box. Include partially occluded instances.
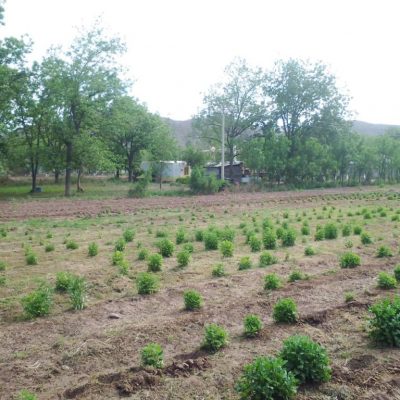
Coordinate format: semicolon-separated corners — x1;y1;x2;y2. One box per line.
0;186;385;220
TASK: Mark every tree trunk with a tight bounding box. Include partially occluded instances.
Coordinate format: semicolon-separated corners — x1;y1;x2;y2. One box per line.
77;169;84;192
127;157;134;182
115;168;120;179
31;167;37;193
54;170;60;184
65;141;73;197
159;162;163;190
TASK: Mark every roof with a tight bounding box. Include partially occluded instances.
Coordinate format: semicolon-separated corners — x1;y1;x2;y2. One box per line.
206;161;243;168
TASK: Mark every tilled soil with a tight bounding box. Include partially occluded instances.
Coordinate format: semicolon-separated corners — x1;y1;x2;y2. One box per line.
1;257;399;399
0;186;383;220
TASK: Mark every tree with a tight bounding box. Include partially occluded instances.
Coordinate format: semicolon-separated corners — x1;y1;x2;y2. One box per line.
181;145;208;168
42;25;126;196
264;59;350;182
194;58;266;179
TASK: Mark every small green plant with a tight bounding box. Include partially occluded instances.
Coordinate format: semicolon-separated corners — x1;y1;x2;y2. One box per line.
344;292;355;302
18;390;37;400
235;356;297;400
273;298;298;323
340;252;361;268
304;246;315;256
117;259;129;275
394;265;400;282
202;323;229;352
21;284;53;318
155;230;168;238
212;263;225;277
158;238;175;257
137;248;148;260
324;223;338;240
376;245;393;258
114;238;126;252
377;272;397;289
88;242;98;257
301;225;310;235
141;343;164;368
195;229;204;242
314;229;324;241
279;335;331;384
55;271;73;292
219;226;235;242
342;224;352;237
183;242;194;253
176;228;186;244
264;273;281;290
368;296;400;347
238;256;252;270
112;250;125;266
288;270;303;282
353;225;362;235
136;272;159;295
0;260;6;271
281;229;296;247
183;290;203;310
26;252;38;266
177;250;191;267
45;243;55;252
68;276;87;310
361;232;372;245
204;231;219;250
259;251;277;267
263;229;277;250
147;253;163;272
243;314;263;337
123;228;135;242
249;236;262;252
66;240;79;250
220;240;234;257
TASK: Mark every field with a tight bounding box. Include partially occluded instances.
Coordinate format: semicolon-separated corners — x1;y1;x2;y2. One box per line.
1;186;400;399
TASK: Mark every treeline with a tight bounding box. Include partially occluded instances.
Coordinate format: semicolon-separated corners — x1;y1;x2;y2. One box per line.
194;58;400;186
0;22;178;195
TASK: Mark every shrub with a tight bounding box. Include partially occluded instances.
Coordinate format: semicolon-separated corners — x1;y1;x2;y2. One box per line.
288;270;303;282
368;296;400;347
176;229;186;244
340;252;361;268
394;265;400;282
0;261;6;271
55;271;73;292
273;298;298;323
219;226;235;242
263;229;277;250
361;232;372;245
238;256;252;270
123;229;135;242
353;225;362;235
45;243;55;253
204;231;219;250
276;227;285;239
21;284;53;318
112;250;124;265
177;250;191;267
147;253;163;272
114;238;126;252
183;242;194;253
183;290;203;310
136;272;159;294
304;246;315;256
264;273;281;290
377;272;397;289
18;390;37;400
190;166;222;194
202;323;229;352
155;230;168;238
344;292;355;302
281;229;296;247
220;240;234;257
259;251;277;267
195;229;204;242
324;223;338;240
243;314;263;337
66;240;79;250
235;356;297;400
314;229;324;241
342;224;352;237
137;248;148;260
280;335;331;384
68;276;87;310
117;259;129;275
26;252;38;265
376;245;392;258
249;236;261;252
141;343;163;368
158;238;175;257
345;239;353;248
88;242;98;257
212;263;225;277
301;225;310;235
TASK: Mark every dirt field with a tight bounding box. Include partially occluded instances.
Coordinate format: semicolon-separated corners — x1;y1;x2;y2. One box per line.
0;187;400;399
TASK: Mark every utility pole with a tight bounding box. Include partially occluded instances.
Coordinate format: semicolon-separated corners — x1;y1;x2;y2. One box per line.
221;109;225;181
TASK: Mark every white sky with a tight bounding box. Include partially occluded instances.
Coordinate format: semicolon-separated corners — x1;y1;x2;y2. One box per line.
1;0;399;124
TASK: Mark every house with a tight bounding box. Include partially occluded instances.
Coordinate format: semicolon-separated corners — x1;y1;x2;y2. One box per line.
205;161;249;183
141;160;190;182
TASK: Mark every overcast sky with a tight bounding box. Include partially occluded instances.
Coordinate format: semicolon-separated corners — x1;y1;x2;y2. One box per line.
1;0;399;124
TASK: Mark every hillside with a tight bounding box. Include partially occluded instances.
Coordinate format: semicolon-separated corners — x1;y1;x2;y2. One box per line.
165;118;400;147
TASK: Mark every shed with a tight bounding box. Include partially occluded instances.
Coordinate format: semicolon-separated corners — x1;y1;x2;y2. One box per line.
205;161;246;183
141;160;190;182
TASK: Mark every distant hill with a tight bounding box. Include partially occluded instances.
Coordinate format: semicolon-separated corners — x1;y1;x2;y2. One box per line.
165;118;400;147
